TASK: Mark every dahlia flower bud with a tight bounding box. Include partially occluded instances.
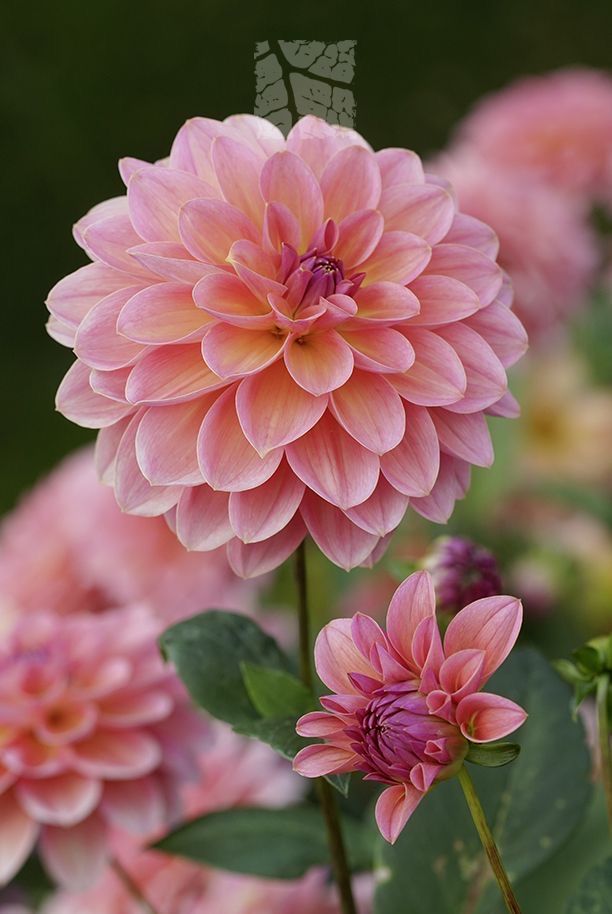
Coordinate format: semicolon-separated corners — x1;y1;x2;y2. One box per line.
47;114;527;577
293;570;526;843
423;535;502;616
0;606;207;889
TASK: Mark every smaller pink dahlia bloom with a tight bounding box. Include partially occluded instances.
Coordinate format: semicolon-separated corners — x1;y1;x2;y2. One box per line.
432;149;597;340
457;68;612;207
0;606;206;889
293;570;526;843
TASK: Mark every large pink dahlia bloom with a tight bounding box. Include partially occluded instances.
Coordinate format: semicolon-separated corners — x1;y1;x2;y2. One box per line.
48;114;527;575
0;606;206;889
293;570;526;843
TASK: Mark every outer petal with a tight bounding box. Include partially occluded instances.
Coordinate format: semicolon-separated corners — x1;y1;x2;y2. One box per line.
286;412;379;510
456;693;527;743
56;361;133;429
444;213;499;259
444;596;523;681
128;242;215;283
128;165;215;242
229;459;305;543
408;275;480;326
379;183;455;244
320;146;382;222
69;730;161;780
287;115;370;178
345;477;409;537
126;344;225;405
40;814;107;890
295;711;346;738
284;330;354;396
341;328;414;374
376;148;425;187
81;213;150;276
236;360;328;455
392;329;466;406
113;414;182;517
300;493;380;571
330;371;405;455
360;231;431;286
438;324;507;414
74;287;145;370
293;744;357;778
424;244;502;307
179;198;259;264
314;616;379;695
46;262;137;328
386;570;436;667
380;403;440;497
353;282;420;324
465;301;529;369
430;410;494;468
375;783;424;844
438;649;486;701
410;454;471;523
211;136;265;226
118;282;211;344
226;514;307;578
135;401;206;486
260;151;324;249
198;386;283;492
0;791;39;884
175;485;233;550
15;775;101;828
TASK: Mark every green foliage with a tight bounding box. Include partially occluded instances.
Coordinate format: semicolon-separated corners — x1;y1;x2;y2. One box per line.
465;742;521;768
565;856;612;914
374;648;592;914
240;663;315;719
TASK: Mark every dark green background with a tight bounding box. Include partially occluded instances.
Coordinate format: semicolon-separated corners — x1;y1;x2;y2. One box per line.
2;0;611;511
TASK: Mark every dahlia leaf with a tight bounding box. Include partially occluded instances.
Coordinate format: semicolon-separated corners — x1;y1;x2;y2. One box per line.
240;662;316;718
465;742;520;768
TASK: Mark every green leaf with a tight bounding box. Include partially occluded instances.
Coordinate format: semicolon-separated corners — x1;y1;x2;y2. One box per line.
466;741;520;768
374;648;592;914
565;856;612;914
573;645;604;677
241;663;315;718
155;805;370;879
160;611;291;726
553;658;588;686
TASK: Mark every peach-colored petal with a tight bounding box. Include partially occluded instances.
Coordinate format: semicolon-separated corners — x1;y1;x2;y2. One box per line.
128;164;215;242
229;459;305;543
175;485;233;551
341;327;415;374
263;201;301;253
286;412;379;510
444;595;523;681
226;513;307;578
193;272;272;328
211;136;265;226
284;330;354;396
135;401;205;486
386;570;436;666
320;146;382;222
118;283;211;344
334;209;384;269
202;324;285;379
260;151;324;249
375;783;424;844
287;115;370;178
69;730;161;780
300;492;380;572
100;776;167;834
456;693;527;742
330;371;405;455
360;231;431;285
379;403;440;497
90;366;131;402
15;775;101;828
126;344;225;405
179;198;259;264
113;414;182;516
353;281;420;323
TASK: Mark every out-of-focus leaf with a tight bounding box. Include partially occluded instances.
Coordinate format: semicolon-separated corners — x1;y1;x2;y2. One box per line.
565;856;612;914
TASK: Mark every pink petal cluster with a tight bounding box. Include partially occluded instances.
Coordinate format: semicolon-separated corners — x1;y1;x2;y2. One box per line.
0;448;255;624
293;570;526;843
48;114;527;576
456;68;612;207
432;149;598;340
0;606;207;889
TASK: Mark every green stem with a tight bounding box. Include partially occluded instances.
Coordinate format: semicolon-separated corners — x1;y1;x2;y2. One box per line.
457;767;523;914
112;859;160;914
294;542;357;914
596;673;612;832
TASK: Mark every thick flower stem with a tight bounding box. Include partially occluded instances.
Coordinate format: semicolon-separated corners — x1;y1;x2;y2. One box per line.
294;542;358;914
457;767;523;914
112;859;161;914
596;673;612;832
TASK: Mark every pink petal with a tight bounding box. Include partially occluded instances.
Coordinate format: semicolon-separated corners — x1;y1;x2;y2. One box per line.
465;301;528;369
350;612;388;662
175;485;233;550
90;366;131;402
46;314;76;347
444;595;523;681
379;403;440;497
314;616;379;694
286;412;379;510
293;744;357;778
229;459;305;543
410;454;471;523
169;116;226;183
113;414;182;516
98;691;173;727
128;164;215;242
444;213;499;259
197;386;283;492
95;417;132;483
69;729;161;780
227;239;286;299
179;198;259;264
263;201;301;252
341;327;414;374
126;344;225;405
424;244;502;307
320;146;382;222
456;693;527;743
128;242;215;283
345;476;409;537
330;371;405;455
135;401;205;485
287;116;370;178
335;209;385;269
118;282;211;344
202;324;285;379
260;151;324;249
15;775;101;828
430;410;494;467
224;114;285;157
74;287;145;370
0;791;39;883
300;492;380;572
486;391;520;419
236;360;328;455
438;324;507;413
411;616;444;684
295;711;346;737
81;213;150;276
360;231;431;286
226;514;307;578
353;282;420;324
40;814;107;890
284;330;354;396
375;783;423;844
379;183;455;244
392;329;466;406
386;570;436;667
408;275;480;326
438;649;486;700
376;148;425;188
101;776;167;835
193;272;272;327
211;136;265;226
56;361;133;429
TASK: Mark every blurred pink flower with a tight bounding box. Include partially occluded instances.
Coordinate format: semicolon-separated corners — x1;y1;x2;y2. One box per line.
293;570;525;843
0;448;255;624
423;536;502;615
48;114;526;576
432;149;597;339
0;606;207;889
456;68;612;207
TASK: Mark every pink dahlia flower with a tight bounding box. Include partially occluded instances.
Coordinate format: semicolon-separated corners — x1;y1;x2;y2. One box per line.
48;114;527;576
0;606;206;889
0;448;256;623
293;570;526;843
456;68;612;207
432;149;598;340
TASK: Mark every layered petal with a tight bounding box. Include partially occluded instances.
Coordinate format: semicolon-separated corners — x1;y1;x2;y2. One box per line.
456;693;527;742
